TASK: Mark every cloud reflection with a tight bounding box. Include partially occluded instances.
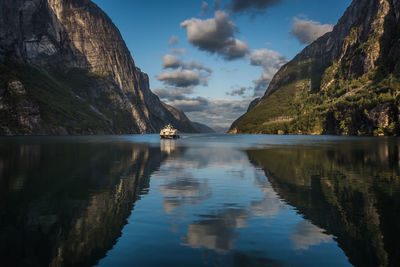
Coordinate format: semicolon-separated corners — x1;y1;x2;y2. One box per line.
160;178;211;214
182;208;250;252
291;220;333;250
251;171;285;218
163;147;251;169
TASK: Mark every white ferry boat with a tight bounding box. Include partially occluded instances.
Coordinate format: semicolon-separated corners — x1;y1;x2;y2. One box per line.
160;124;180;139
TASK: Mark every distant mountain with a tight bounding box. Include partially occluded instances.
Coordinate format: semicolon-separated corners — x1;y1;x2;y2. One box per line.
192;122;216;133
0;0;199;135
230;0;400;136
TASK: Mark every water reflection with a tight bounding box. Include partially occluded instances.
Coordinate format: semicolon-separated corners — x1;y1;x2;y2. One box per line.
160;139;177;155
0;139;181;267
183;208;250;253
247;140;400;267
250;171;285;218
3;135;399;267
291;221;333;250
140;143;347;267
161;178;211;214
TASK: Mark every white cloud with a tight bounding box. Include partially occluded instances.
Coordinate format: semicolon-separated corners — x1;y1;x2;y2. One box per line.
157;70;209;88
153;87;195;100
155;82;252;129
185;59;212;73
226;86;249;96
165;97;252;130
249;48;287;71
161;54;212;73
248;48;288;96
169;48;187;55
180;11;250;60
168;35;179;46
290;17;333;44
253;72;273;97
168;98;210;112
162;54;181;69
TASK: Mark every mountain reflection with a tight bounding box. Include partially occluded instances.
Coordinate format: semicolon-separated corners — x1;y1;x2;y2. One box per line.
0;139;182;267
247;140;400;267
4;136;395;266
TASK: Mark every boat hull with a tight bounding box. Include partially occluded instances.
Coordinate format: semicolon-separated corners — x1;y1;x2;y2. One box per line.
160;135;180;139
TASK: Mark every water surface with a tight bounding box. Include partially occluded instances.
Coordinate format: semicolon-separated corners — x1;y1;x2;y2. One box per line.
1;134;399;266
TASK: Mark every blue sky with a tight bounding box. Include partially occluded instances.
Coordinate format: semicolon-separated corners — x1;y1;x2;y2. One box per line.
92;0;351;130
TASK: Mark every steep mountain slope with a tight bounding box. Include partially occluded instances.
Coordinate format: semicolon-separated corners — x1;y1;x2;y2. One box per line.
192;122;216;133
230;0;400;135
0;0;199;135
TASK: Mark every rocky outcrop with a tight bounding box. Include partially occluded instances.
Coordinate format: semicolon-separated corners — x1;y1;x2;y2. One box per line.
230;0;400;135
0;0;200;135
367;103;391;128
0;80;42;135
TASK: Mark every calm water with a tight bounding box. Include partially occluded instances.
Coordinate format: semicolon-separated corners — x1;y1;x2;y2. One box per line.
1;134;400;267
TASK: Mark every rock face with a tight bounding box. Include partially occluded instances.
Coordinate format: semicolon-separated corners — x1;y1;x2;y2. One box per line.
0;0;200;135
230;0;400;136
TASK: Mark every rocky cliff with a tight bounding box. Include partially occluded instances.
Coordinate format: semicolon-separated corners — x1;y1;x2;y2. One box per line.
230;0;400;135
0;0;200;135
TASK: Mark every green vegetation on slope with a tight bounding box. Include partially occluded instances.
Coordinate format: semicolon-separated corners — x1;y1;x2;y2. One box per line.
0;64;140;135
51;68;137;133
237;59;326;134
234;1;400;136
23;66;111;132
236;54;400;135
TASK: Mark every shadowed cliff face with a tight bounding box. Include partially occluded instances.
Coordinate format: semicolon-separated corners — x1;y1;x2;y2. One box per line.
231;0;400;135
0;0;199;135
0;139;184;266
247;141;400;267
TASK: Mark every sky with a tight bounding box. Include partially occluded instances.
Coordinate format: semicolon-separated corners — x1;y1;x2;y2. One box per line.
92;0;352;131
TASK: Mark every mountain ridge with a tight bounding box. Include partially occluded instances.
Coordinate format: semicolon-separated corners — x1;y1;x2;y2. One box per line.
0;0;201;135
230;0;400;136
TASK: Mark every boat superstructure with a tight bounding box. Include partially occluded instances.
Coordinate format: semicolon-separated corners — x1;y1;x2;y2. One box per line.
160;124;179;139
